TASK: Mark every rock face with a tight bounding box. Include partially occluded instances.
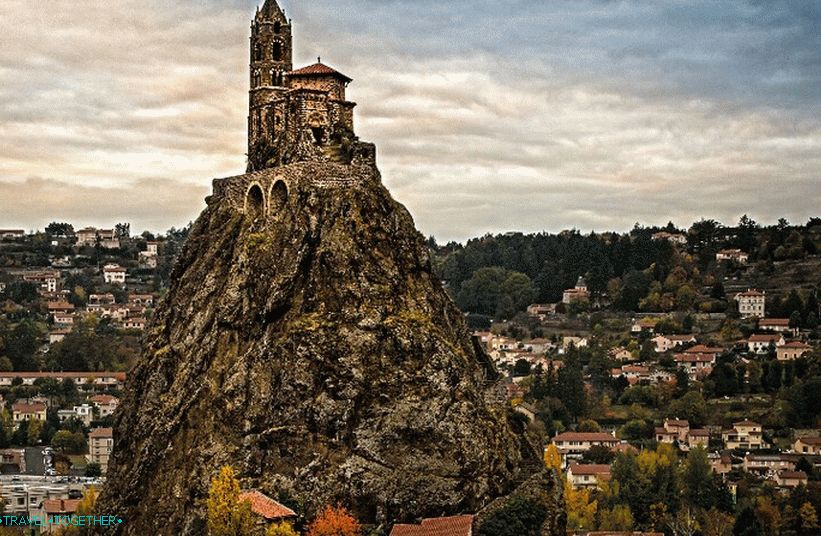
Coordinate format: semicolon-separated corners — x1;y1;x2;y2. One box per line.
94;158;562;535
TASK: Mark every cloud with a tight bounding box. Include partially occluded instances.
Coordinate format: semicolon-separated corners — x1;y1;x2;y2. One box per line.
0;177;208;233
0;0;819;240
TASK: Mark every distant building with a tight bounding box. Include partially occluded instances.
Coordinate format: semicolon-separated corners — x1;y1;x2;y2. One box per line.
655;419;690;444
551;432;618;462
652;231;687;245
527;303;555;318
652;334;696;353
0;372;125;389
746;334;785;354
562;277;590;305
776;341;812;361
716;249;749;264
794;437;821;455
0;230;25;239
103;264;127;284
609;348;633;361
239;490;297;533
758;318;797;336
722;420;763;450
743;454;795;476
390;515;474;536
12;401;47;423
76;227;119;249
14;270;60;293
674;353;716;379
91;394;120;417
88;428;113;473
735;289;765;318
776;470;808;489
567;463;611;490
631;318;658;334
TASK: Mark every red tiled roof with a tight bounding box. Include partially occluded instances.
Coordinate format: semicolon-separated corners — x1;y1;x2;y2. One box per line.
553;432;617;442
684;344;723;354
390;515;474;536
43;499;81;514
737;289;765;297
288;62;352;82
748;334;782;342
89;427;113;439
781;341;811;349
665;419;689;427
779;470;808;479
569;463;611;475
675;353;715;363
12;402;46;413
733;420;760;427
689;429;710;436
760;318;790;326
798;437;821;445
239;490;296;520
91;394;118;404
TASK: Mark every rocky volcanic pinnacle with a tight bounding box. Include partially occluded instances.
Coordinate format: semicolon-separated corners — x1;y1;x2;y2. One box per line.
94;160;563;535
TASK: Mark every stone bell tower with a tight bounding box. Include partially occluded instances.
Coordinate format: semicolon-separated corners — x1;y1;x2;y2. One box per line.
248;0;293;159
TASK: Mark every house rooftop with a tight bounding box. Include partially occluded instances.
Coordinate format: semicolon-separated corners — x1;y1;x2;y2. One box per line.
239;490;296;520
390;515;474;536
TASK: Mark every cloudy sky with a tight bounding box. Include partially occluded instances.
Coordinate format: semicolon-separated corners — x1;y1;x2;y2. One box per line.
1;1;819;241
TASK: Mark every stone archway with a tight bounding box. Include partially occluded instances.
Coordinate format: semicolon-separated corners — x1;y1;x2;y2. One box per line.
269;180;288;214
245;183;265;219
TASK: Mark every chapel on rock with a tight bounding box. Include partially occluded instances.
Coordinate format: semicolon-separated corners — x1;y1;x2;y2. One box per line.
247;0;359;171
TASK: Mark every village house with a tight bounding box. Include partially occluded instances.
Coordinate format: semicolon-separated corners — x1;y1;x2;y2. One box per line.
0;230;25;239
88;293;117;308
794;437;821;455
123;317;147;330
777;341;812;361
743;454;795;476
567;463;611;490
0;372;126;389
527;303;556;318
708;452;733;475
12;401;47;422
103;264;127;284
652;333;697;353
14;269;60;293
52;312;75;326
746;333;786;354
76;227;119;249
57;404;94;427
631;317;658;334
687;429;710;450
674;353;716;379
652;231;687;245
551;432;619;462
88;427;113;473
138;242;159;268
758;318;798;336
523;338;552;354
776;470;808;489
561;336;589;351
128;293;154;307
735;289;766;318
40;499;81;534
91;394;120;417
683;344;724;355
716;249;749;263
48;328;72;344
655;419;690;443
722;420;764;450
390;515;474;536
562;277;590;305
239;490;297;534
609;347;634;361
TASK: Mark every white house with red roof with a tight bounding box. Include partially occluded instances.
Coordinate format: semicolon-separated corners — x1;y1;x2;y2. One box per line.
735;289;766;318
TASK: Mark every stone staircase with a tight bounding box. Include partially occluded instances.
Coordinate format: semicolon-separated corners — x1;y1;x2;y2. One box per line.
322;144;348;164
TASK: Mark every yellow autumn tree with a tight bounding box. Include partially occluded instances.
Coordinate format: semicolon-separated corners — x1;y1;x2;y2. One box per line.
598;504;634;531
564;480;596;531
206;466;253;536
544;443;562;472
266;522;299;536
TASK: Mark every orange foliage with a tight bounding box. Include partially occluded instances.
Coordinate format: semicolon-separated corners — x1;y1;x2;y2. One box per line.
306;505;362;536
